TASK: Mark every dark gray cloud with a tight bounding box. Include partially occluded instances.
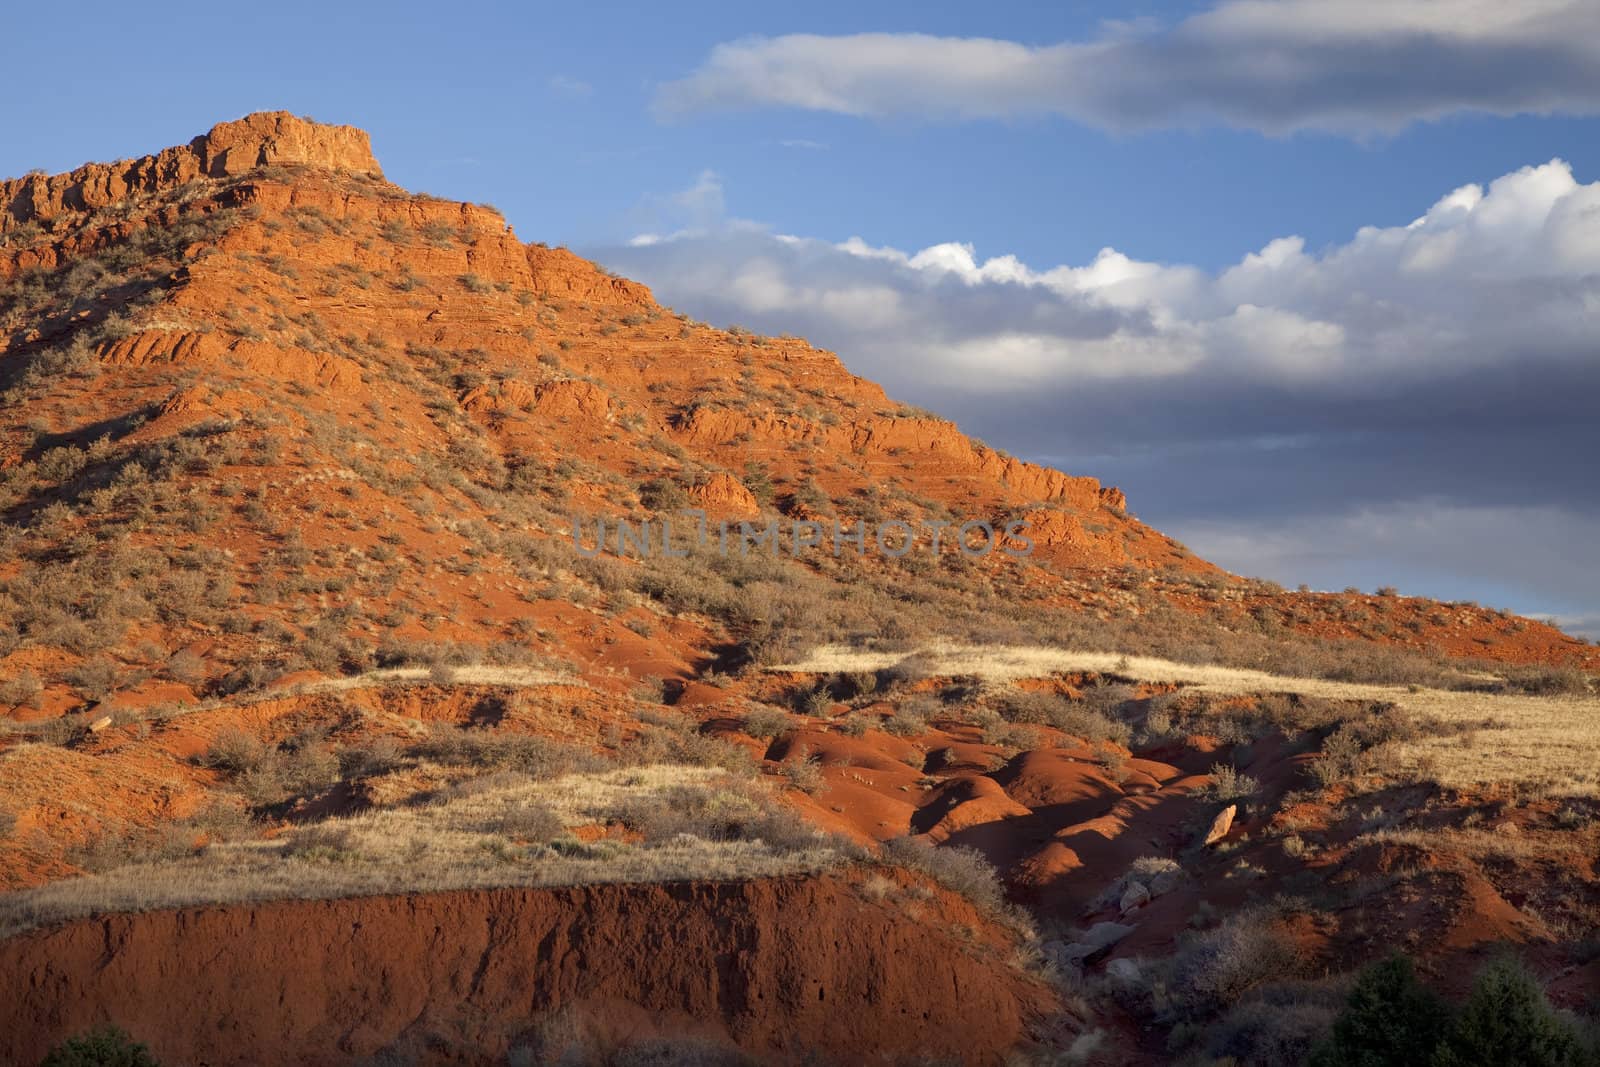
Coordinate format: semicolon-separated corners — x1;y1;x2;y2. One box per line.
593;160;1600;636
656;2;1600;135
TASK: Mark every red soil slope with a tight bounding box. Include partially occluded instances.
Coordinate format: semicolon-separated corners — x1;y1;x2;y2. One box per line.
0;871;1056;1066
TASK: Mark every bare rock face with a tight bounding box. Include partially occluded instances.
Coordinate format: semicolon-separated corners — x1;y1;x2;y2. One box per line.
0;111;380;234
1201;804;1238;847
196;111;381;178
688;472;762;518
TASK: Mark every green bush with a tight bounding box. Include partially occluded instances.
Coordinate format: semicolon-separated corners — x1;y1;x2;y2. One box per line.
40;1026;161;1067
1433;956;1591;1067
1309;954;1451;1067
1312;954;1594;1067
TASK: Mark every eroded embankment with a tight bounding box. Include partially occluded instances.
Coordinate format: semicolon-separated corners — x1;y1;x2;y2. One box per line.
0;871;1056;1066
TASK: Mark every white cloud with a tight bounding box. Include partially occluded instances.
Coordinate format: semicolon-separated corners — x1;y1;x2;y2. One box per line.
593;160;1600;632
614;159;1599;390
656;2;1600;134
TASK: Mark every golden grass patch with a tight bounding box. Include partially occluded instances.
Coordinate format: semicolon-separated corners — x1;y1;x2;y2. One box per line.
778;644;1600;795
0;764;841;937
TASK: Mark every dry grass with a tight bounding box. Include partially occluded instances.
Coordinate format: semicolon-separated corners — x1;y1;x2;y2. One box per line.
1354;826;1596;862
0;665;590;742
0;765;842;938
778;644;1600;795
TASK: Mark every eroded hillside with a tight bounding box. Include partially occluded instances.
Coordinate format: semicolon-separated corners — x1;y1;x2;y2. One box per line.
2;114;1597;1066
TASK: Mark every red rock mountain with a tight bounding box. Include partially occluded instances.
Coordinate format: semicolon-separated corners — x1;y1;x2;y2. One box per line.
2;111;1598;1067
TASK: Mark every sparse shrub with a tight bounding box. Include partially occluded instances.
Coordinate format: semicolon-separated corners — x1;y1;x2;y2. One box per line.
337;737;405;779
615;783;819;852
202;729;268;775
999;689;1131;745
837;713;869;737
1206;763;1261;802
40;1025;162;1067
742;706;791;740
617;722;756;776
1313;726;1365;787
279;739;340;797
281;823;359;862
842;669;878;699
983;720;1039;750
637;477;686;511
631;675;667;704
881;700;930;737
1203;981;1344;1067
880;835;1005;913
162;650;205;686
1167;908;1307;1017
798;686;833;717
64;657;118;701
492;802;566;843
0;670;42;708
742;462;775;506
779;747;827;794
1500;665;1592;697
414;730;601;778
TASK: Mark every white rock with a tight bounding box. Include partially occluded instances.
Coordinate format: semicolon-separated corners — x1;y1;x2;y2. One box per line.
1106;957;1142;984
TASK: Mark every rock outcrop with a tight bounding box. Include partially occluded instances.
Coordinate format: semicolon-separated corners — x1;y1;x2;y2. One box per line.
0;111;379;234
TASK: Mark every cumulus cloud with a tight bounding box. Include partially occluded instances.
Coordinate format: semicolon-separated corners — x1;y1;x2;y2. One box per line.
591;160;1600;629
655;1;1600;134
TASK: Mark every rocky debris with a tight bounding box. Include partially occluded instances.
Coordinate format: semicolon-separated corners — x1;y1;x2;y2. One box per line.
1119;881;1151;915
1149;867;1183;897
1201;804;1237;847
1044;922;1135;969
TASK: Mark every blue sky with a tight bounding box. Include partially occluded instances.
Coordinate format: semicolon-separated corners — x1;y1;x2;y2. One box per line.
6;1;1600;636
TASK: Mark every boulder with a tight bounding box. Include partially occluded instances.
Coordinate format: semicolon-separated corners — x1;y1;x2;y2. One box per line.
1119;881;1151;914
1043;922;1134;967
1201;803;1237;847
